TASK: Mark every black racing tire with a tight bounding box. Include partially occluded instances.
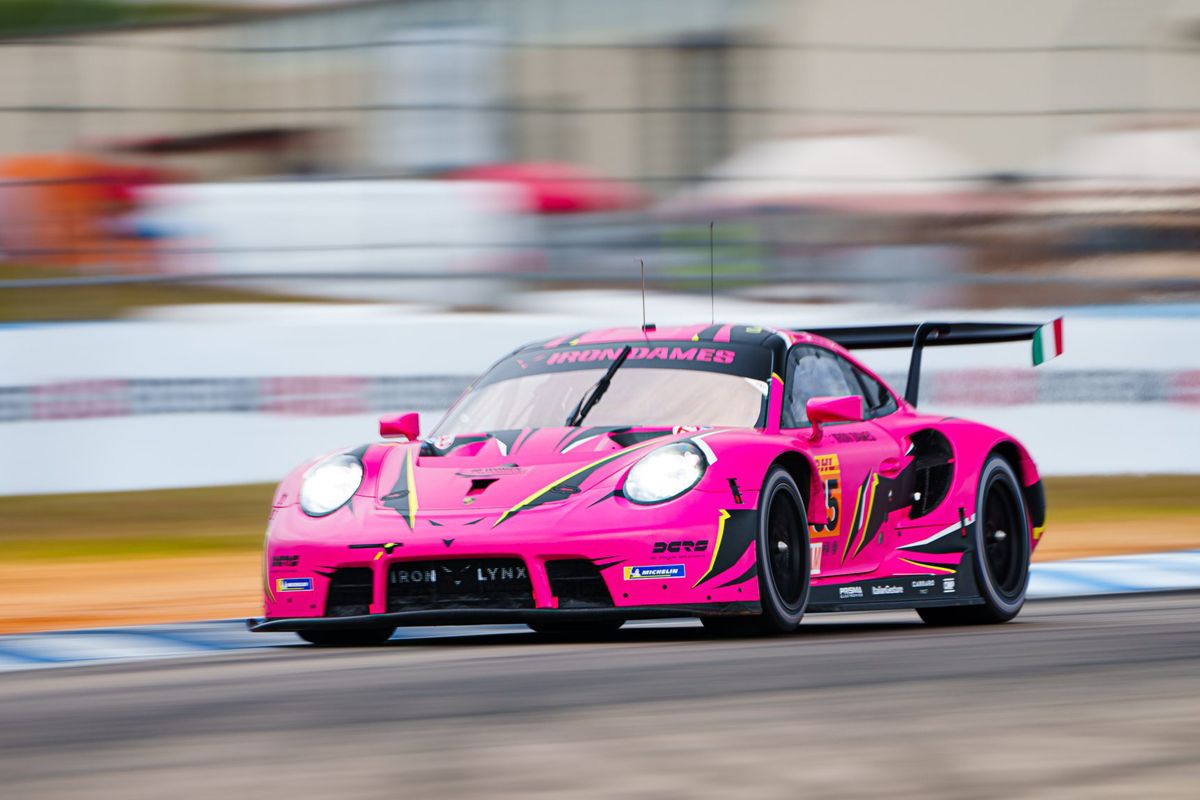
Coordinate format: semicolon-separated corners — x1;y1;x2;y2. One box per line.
526;620;625;639
918;455;1031;626
701;467;810;636
297;627;396;647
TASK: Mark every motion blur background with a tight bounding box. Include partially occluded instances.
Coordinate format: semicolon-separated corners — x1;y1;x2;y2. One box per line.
2;0;1199;632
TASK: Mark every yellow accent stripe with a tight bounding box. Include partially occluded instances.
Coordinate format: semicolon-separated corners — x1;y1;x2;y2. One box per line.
406;448;418;529
493;438;660;526
841;484;865;565
693;509;731;588
898;557;957;574
1032;525;1046;541
262;530;275;603
854;473;880;557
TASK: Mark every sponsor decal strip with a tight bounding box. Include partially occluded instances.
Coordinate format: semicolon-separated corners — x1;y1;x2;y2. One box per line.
624;564;686;580
275;577;313;592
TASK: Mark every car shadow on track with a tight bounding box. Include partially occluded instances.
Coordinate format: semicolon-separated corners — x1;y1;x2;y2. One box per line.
280;614;930;650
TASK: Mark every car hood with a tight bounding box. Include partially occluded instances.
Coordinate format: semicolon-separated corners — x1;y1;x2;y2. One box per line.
369;426;688;514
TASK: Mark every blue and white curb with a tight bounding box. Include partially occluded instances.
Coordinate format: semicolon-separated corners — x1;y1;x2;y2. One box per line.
2;551;1197;673
1027;549;1200;599
0;620;529;673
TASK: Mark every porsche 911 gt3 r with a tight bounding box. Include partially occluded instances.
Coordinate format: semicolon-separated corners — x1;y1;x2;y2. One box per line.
249;320;1062;643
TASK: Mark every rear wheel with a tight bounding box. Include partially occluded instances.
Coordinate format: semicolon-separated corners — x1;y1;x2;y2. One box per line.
297;627;396;647
918;456;1031;626
701;467;810;636
526;620;624;639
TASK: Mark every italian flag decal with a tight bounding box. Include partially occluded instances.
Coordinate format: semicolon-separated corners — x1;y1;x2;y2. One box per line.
1032;318;1064;366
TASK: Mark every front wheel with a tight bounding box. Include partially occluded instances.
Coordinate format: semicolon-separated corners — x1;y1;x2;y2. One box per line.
701;467;810;636
918;455;1031;626
297;627;396;647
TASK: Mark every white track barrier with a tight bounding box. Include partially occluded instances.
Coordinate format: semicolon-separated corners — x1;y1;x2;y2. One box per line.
1;298;1198;494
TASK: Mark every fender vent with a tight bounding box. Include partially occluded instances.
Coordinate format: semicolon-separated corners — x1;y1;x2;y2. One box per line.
910;430;954;519
546;560;614;609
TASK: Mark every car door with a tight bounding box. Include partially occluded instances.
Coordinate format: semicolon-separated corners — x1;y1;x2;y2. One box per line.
782;345;903;578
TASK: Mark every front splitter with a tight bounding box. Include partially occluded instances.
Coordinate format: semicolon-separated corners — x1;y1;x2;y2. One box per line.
248;601;761;632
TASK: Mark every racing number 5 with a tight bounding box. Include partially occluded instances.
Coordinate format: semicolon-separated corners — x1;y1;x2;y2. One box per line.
809;476;841;538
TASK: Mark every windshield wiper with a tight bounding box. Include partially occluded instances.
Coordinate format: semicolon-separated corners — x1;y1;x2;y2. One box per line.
564;345;632;427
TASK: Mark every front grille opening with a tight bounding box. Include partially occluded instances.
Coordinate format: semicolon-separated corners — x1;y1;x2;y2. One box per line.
387;559;533;612
325;567;373;617
546;559;614;609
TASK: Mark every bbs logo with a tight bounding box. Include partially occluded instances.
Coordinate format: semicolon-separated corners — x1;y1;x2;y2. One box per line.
652;540;709;554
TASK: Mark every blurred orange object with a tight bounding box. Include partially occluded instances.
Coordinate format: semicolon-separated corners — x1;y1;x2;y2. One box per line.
0;153;167;270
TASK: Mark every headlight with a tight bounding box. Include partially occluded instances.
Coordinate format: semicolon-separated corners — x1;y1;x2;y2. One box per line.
300;454;364;516
623;442;707;504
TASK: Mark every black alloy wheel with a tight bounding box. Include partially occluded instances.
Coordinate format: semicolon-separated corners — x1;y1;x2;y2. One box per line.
702;467;809;636
919;455;1031;626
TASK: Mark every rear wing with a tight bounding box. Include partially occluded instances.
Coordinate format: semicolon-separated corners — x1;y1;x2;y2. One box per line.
804;319;1064;406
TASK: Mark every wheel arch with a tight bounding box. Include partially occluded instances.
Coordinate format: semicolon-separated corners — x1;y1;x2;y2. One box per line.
767;451;816;518
987;439;1046;532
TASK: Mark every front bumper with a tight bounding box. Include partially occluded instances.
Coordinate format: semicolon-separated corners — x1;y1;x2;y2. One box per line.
262;497;762;624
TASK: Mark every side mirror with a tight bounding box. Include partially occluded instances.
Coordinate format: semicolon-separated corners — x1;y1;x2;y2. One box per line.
805;395;863;441
379;412;420;441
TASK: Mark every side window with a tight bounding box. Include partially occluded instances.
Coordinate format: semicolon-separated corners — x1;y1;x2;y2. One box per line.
833;357;898;420
854;366;899;419
782;345;857;428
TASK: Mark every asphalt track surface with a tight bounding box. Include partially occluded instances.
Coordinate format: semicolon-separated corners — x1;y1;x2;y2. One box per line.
2;594;1198;799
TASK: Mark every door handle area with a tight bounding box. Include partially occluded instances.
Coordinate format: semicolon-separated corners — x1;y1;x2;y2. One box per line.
879;457;903;477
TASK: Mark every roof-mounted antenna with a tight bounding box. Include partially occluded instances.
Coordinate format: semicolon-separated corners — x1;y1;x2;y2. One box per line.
709;221;715;325
640;259;655;334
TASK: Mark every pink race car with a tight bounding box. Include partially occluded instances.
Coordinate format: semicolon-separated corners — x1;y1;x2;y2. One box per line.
250;320;1063;644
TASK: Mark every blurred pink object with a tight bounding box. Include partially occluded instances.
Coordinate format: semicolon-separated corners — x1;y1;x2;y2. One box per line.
448;162;645;215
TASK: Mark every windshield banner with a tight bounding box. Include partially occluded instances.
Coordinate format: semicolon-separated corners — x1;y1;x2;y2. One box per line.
481;341;774;385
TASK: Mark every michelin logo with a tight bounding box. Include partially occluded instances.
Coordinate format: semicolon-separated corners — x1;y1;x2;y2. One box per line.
624;564;685;580
276;577;313;592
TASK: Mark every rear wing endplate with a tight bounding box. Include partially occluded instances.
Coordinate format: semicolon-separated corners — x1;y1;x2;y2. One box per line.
804;319;1064;407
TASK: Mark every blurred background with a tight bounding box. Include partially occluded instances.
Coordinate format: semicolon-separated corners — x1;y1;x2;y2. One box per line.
2;0;1200;633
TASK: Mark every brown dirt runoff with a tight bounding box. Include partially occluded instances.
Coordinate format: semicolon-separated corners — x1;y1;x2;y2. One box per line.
1;518;1197;635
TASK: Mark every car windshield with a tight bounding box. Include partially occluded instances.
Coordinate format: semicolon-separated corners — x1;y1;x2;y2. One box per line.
433;341;772;436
